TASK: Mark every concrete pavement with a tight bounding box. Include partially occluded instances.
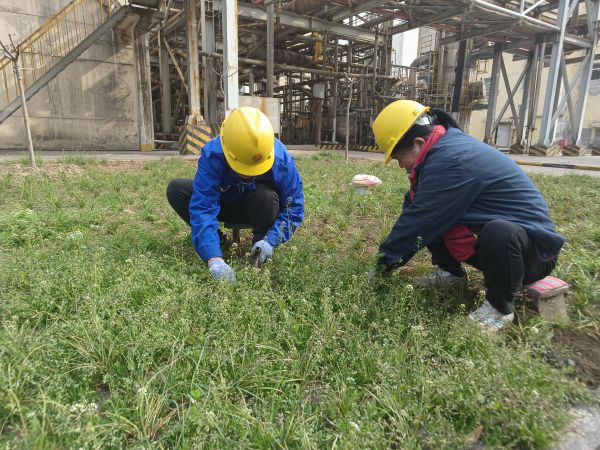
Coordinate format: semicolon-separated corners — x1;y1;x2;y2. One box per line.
0;148;599;177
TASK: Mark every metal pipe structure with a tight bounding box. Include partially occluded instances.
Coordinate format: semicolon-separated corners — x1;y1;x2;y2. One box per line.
222;0;239;115
141;0;598;151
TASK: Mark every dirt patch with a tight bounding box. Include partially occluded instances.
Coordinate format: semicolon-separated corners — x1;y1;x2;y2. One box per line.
0;163;84;177
551;328;600;388
97;161;148;172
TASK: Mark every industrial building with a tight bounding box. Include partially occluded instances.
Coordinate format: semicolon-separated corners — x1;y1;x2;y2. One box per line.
0;0;598;156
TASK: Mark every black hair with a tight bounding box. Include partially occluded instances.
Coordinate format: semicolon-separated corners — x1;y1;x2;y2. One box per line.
391;108;461;156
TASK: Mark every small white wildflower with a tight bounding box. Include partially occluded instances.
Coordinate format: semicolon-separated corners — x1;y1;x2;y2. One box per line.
86;402;98;413
68;231;84;240
405;284;414;293
349;421;360;431
125;259;133;264
137;386;148;396
70;402;83;413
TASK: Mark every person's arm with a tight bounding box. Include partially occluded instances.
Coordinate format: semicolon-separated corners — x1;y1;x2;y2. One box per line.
189;147;225;262
378;159;482;270
263;156;304;247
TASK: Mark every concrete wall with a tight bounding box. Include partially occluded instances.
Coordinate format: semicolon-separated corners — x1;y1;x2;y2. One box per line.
0;0;139;150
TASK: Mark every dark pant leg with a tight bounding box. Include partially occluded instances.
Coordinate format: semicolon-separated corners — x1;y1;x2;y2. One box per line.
244;181;280;243
427;238;467;278
166;178;194;225
166;178;249;226
167;178;279;243
475;220;556;315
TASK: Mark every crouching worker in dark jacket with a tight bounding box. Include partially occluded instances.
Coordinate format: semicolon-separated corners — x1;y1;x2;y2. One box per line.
369;100;565;333
167;107;304;283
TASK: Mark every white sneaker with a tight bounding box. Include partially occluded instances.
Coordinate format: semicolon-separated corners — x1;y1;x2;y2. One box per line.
468;300;515;333
414;267;467;289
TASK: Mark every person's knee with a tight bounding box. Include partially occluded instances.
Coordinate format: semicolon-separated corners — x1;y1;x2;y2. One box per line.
247;183;279;207
476;220;524;256
166;178;187;204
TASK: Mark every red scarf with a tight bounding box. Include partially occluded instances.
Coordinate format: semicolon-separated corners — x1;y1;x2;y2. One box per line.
408;125;476;262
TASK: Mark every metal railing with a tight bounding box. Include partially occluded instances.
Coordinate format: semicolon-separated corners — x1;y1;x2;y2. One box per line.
0;0;122;109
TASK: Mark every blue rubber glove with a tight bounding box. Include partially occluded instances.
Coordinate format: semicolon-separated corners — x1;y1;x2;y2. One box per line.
249;240;273;267
208;259;236;283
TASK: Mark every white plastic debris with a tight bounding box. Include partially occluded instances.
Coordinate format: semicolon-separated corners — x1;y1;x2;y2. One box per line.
351;174;383;187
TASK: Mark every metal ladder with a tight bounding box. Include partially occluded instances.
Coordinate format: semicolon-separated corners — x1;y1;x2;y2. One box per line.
0;0;126;124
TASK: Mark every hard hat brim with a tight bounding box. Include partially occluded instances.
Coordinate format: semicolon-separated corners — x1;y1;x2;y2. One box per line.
223;145;275;177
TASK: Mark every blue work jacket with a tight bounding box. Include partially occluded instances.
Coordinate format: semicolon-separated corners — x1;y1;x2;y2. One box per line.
379;127;565;269
189;137;304;261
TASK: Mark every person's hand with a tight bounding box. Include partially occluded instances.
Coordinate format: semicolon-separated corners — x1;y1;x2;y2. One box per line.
249;240;273;267
208;258;236;283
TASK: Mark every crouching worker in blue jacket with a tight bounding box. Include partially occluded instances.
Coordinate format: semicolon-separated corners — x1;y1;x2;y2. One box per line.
167;107;304;283
370;100;565;333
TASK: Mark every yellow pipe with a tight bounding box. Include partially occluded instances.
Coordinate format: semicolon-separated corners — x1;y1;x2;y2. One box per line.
514;160;600;172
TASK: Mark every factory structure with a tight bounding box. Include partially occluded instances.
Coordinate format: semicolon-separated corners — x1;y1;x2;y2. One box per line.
0;0;599;156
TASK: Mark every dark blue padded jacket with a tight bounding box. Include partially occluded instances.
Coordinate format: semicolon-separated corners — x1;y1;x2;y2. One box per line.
378;127;565;269
189;137;304;262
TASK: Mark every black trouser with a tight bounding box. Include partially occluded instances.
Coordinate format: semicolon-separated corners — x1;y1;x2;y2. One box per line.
166;178;280;243
428;220;557;315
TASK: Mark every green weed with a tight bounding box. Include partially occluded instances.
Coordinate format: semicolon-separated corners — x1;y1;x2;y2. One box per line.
0;157;597;448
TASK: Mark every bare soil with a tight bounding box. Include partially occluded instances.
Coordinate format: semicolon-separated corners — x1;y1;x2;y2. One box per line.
0;163;84;176
552;328;600;388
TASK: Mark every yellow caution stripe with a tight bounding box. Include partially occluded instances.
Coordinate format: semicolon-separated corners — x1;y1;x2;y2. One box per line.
514;160;600;172
179;121;212;155
315;144;380;152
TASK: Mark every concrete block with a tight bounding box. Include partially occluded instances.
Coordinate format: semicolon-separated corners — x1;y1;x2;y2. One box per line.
537;293;569;322
509;143;526;154
591;146;600;156
529;144;562;156
562;145;586;157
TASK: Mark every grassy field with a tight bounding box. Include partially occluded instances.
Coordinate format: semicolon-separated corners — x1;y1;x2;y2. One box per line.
0;154;598;449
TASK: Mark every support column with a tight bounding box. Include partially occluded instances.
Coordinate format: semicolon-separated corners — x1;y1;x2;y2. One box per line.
248;71;255;95
158;33;172;137
526;42;545;150
201;0;218;131
266;3;274;97
179;0;213;155
450;39;467;119
516;46;536;146
484;44;502;144
538;0;569;146
571;0;599;145
331;37;339;142
222;0;239;115
134;30;154;151
185;0;201;118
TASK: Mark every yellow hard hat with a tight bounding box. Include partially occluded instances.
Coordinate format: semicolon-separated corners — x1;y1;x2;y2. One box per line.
220;107;275;176
372;100;430;164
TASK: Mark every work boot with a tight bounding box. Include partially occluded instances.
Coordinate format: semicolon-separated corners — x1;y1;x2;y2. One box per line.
468;300;514;334
414;267;467;289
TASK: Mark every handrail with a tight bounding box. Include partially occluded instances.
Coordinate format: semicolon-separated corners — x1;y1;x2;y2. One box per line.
0;0;122;107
